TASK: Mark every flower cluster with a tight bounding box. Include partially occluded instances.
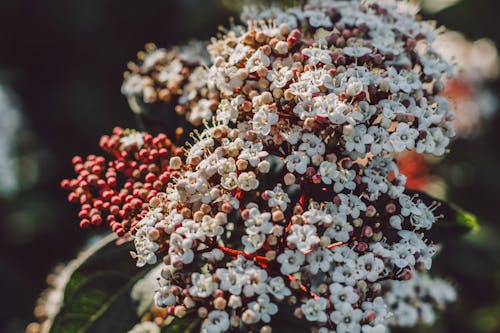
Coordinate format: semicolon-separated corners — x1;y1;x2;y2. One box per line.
122;42;218;126
61;127;183;236
128;1;457;332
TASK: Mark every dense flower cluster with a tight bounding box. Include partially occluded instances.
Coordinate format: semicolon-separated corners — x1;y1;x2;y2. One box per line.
122;42;218;126
128;1;457;332
61;127;183;235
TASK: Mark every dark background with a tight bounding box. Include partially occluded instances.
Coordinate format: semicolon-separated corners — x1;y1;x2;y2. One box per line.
0;0;499;332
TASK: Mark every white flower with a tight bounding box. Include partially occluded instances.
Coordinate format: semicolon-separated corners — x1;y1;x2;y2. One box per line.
391;243;416;268
331;261;358;286
344;125;374;154
266;186;291;211
238;171;259;191
346;79;364;96
245;208;273;235
391;302;419;327
356;253;385;282
302;47;332;65
252;106;279;136
242;233;266;253
128;321;160;333
238;142;268;167
217;267;247;295
246;49;271;72
168;233;194;264
120;132;144;148
132;226;159;267
330;303;363;333
319;161;337;185
189;273;217;298
158;59;183;84
307;247;334;274
243;267;268;297
299;133;326;156
338;194;367;219
287;224;320;253
301;297;329;322
324;213;352;242
343;45;372;57
289;80;320;100
386;123;419;152
277;249;305;274
154;285;177;308
285;151;310;174
267;67;294;89
200;216;224;238
247;294;278;323
306;10;333;28
202;310;230;333
228;44;252;65
266;276;292;300
329;283;359;305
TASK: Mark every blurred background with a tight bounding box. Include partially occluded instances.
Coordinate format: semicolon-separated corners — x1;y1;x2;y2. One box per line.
0;0;499;332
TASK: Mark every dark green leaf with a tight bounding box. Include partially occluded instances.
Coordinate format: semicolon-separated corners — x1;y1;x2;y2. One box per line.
48;234;155;333
161;314;202;333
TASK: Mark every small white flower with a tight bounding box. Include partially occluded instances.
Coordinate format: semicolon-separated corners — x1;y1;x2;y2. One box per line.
319;161;337;185
324;213;352;242
189;273;217;298
217;267;248;295
307;247;334;274
299;133;326;157
266;276;292;300
356;253;385;282
154;285;176;308
285;151;310;174
248;294;278;323
267;67;294;89
306;10;333;28
344;125;374;154
245;208;273;235
386;123;419;152
202;310;230;333
247;49;271;72
302;47;332;65
329;283;359;306
238;171;259;191
338;193;367;219
277;249;305;274
252;106;279;136
242;233;266;253
287;224;320;253
343;45;372;57
346;79;364;96
266;186;291;211
120;132;144;148
330;303;363;333
301;297;329;322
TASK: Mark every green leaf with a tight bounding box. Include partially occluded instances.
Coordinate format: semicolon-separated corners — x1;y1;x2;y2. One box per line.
406;190;479;241
161;314;202;333
47;234;157;333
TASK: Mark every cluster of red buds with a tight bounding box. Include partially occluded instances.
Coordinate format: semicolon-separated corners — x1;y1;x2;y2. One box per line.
61;127;183;236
